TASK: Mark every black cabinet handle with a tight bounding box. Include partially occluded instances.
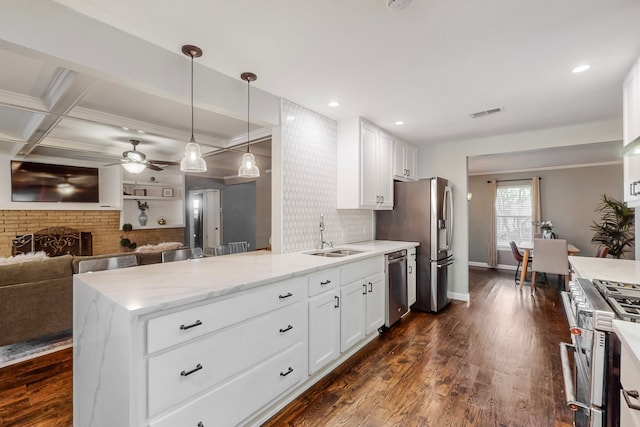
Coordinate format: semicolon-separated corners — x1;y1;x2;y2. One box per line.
320;280;331;285
180;320;202;330
279;292;293;299
280;367;293;377
623;389;640;410
334;295;340;308
362;284;367;295
279;324;293;333
368;282;373;293
197;422;204;427
181;363;203;377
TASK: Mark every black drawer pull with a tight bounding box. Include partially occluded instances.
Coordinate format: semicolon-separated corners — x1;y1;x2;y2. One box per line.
362;284;368;295
368;282;373;293
623;389;640;410
279;324;293;333
180;320;202;330
279;292;293;299
280;367;294;377
197;423;204;427
320;280;331;285
181;363;203;377
334;295;340;308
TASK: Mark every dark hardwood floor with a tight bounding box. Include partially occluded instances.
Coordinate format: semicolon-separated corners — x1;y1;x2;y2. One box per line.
0;267;573;426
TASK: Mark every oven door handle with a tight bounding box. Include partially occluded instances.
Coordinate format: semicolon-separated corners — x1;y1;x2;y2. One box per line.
559;342;591;412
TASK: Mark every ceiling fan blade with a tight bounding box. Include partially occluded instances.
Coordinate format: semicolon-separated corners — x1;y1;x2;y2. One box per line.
103;162;123;166
149;160;180;166
146;163;164;171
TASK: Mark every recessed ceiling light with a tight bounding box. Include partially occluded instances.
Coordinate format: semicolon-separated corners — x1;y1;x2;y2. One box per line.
572;64;591;74
394;121;405;126
122;126;130;131
328;101;340;107
285;115;296;121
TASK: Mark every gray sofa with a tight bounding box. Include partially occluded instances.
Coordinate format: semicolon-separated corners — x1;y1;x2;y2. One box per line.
0;252;162;347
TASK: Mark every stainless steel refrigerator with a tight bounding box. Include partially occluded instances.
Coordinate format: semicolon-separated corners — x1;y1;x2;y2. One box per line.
376;177;454;313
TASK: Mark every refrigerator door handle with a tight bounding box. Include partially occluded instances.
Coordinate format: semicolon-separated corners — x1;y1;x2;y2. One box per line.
443;185;454;251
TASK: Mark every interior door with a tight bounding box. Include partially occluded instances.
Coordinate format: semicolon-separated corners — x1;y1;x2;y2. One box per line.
189;189;221;254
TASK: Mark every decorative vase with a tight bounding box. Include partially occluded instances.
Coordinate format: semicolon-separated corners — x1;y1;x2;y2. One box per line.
542;229;553;239
138;210;148;226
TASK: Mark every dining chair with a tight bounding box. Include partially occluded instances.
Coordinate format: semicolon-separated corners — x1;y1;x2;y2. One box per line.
509;241;531;285
161;247;203;263
227;241;248;254
595;245;610;258
531;238;569;292
77;254;138;273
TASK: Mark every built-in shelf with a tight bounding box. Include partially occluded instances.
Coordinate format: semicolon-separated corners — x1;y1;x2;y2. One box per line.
120;170;185;229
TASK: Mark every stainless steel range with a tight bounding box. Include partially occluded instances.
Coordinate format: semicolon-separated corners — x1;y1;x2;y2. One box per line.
560;278;627;427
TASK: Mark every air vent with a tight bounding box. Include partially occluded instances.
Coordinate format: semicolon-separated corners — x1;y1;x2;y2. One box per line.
470;107;503;119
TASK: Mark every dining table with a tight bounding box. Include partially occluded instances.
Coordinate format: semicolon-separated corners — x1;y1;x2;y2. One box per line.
518;240;581;286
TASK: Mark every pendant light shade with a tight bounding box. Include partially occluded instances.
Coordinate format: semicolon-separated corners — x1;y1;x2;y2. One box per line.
180;45;207;173
238;72;260;178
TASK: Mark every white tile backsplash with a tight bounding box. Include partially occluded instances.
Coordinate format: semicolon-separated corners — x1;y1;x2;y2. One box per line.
280;99;373;253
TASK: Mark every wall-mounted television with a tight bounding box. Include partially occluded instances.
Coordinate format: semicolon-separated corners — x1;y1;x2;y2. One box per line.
11;161;100;203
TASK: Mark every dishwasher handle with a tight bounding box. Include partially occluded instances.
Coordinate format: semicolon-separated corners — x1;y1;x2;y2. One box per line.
386;250;407;262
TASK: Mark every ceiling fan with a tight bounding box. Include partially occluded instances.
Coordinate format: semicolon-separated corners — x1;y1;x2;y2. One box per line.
107;140;178;173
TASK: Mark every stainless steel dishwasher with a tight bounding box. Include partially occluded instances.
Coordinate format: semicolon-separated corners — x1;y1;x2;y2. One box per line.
385;250;408;327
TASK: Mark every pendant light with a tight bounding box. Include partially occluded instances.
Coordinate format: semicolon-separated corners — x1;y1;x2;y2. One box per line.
180;44;207;173
238;72;260;178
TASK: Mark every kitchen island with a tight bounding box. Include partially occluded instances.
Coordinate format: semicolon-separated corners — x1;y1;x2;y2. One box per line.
73;240;417;427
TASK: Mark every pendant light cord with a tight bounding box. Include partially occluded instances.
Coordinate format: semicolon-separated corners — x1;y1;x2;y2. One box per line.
246;78;251;153
190;52;195;143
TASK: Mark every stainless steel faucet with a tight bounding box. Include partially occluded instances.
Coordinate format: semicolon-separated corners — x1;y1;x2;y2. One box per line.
319;213;333;249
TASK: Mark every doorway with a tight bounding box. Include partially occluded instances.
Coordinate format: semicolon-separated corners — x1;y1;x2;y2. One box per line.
189;189;221;254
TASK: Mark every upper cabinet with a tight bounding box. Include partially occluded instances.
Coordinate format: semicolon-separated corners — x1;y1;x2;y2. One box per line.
393;139;419;181
623;58;640;147
337;118;394;210
121;170;185;229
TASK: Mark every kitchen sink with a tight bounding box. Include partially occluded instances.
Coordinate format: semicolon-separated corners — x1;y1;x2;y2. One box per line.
306;249;365;257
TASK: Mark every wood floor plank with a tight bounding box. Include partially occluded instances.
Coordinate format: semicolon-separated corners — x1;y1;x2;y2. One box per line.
0;268;574;426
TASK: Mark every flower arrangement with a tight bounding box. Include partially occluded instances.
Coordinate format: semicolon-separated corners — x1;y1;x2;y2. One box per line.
137;201;149;211
532;220;553;230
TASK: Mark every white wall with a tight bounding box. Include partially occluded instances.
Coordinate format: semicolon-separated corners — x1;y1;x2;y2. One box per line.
273;99;373;253
420;118;623;297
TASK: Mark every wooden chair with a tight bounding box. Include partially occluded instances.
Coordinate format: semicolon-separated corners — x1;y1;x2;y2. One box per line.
531;239;569;292
595;245;610;258
509;241;530;285
77;254;138;273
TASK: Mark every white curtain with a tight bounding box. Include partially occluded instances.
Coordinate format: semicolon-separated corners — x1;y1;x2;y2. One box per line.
487;179;498;267
532;176;541;233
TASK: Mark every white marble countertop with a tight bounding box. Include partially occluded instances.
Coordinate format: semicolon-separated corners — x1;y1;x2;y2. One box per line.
73;240;418;316
569;256;640;283
614;319;640;368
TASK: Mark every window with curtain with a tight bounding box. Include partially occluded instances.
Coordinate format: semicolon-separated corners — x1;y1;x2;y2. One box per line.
495;183;533;249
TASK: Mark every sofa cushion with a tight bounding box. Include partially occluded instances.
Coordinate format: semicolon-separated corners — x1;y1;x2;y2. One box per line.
0;254;73;287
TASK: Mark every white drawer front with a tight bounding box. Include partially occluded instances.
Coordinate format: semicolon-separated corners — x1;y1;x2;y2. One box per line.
147;278;304;353
620;340;640;424
148;302;305;416
150;342;305;427
340;256;383;285
308;268;338;296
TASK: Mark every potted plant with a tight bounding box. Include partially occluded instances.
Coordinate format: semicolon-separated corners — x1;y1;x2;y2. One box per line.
590;194;635;259
120;223;137;251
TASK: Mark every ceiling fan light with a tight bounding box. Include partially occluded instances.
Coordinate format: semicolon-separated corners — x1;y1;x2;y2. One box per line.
180;142;207;172
238;152;259;178
127;151;145;162
56;182;75;195
122;161;146;174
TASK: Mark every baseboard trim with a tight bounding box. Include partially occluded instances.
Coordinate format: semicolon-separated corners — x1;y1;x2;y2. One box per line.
468;261;517;271
448;291;470;302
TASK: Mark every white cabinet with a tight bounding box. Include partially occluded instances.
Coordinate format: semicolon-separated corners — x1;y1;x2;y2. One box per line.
623;58;640;207
339;256;385;352
337;117;393;210
393;139;419;181
121;169;185;229
619;331;640;426
624;59;640;147
308;269;340;375
407;248;417;307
